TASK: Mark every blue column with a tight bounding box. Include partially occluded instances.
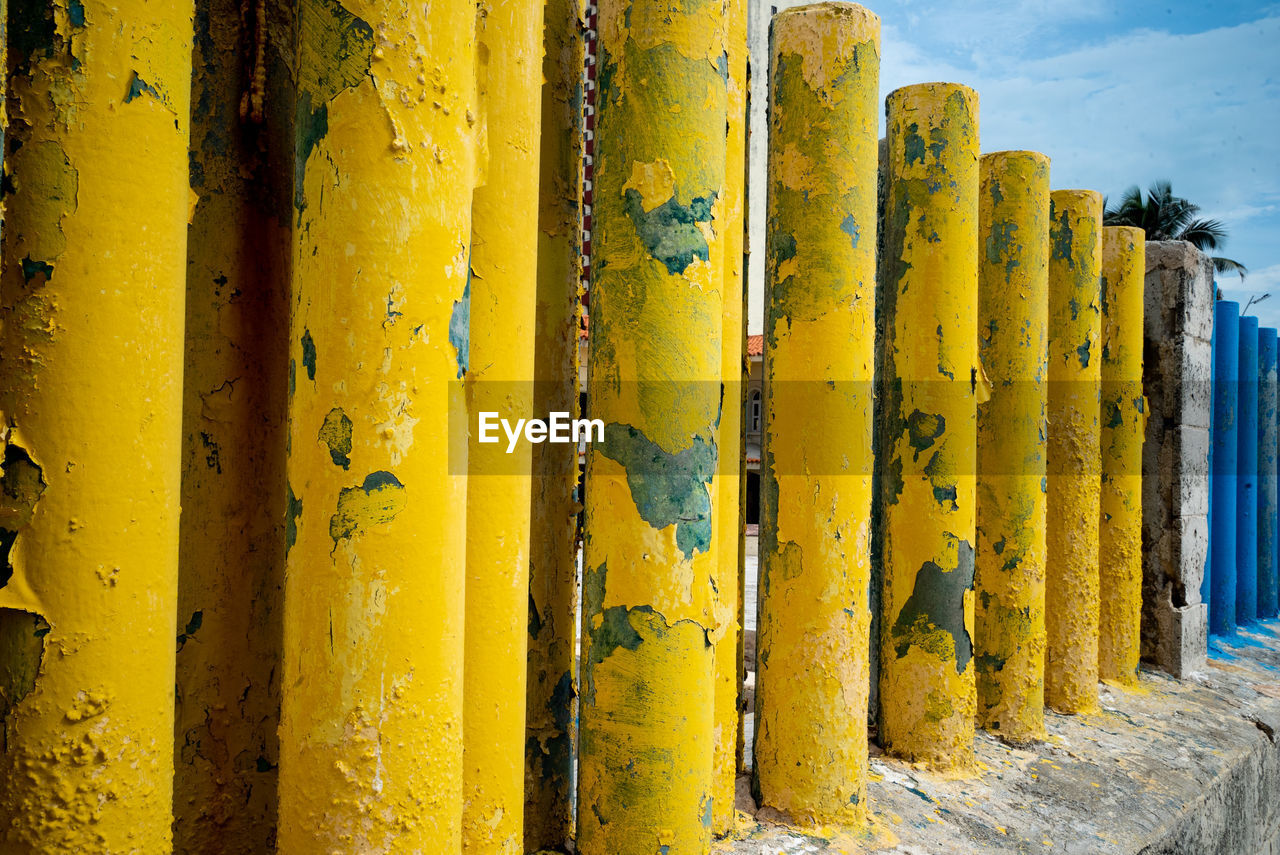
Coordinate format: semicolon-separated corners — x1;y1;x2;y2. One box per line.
1260;328;1279;619
1210;301;1239;635
1238;315;1260;624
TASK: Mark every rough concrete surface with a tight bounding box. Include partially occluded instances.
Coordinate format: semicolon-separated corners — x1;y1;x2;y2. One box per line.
719;621;1280;854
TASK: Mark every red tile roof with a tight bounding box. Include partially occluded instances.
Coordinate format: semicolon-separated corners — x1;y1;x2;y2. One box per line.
747;334;763;357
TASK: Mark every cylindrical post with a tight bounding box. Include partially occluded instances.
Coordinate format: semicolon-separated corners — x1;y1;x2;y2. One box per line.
1238;316;1260;624
754;2;879;823
576;0;727;848
711;0;748;835
0;2;193;849
278;2;475;850
878;82;980;768
524;0;586;848
1098;225;1146;685
1261;328;1280;620
1045;189;1103;713
1209;302;1240;635
463;0;545;850
974;151;1050;743
174;1;291;850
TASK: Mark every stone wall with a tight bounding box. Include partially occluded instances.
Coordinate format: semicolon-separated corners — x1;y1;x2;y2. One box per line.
1141;240;1213;676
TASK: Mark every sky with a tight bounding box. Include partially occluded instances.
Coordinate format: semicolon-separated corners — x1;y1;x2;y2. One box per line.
871;0;1280;325
746;1;1280;331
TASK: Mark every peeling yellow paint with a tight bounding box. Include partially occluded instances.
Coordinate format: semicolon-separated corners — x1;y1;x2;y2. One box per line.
975;150;1050;744
577;0;728;846
278;1;475;851
0;0;194;850
878;82;980;770
754;2;879;827
463;0;545;851
1045;189;1103;715
1099;225;1145;687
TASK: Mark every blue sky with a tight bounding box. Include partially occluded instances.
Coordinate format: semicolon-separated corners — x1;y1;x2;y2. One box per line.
872;0;1280;324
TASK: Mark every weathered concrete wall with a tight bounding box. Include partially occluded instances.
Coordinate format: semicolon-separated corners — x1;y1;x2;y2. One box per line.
1141;240;1213;677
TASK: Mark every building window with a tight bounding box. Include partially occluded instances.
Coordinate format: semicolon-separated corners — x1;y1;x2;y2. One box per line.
749;390;761;434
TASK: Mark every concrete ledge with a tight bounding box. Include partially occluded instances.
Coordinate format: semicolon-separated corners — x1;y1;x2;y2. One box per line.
720;624;1280;854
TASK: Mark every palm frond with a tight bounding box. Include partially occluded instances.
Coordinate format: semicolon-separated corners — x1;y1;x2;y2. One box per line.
1212;256;1248;280
1178;218;1227;251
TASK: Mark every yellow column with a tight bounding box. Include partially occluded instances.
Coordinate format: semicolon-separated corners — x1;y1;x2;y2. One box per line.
278;1;474;850
1098;225;1145;686
878;82;980;769
711;0;748;835
974;151;1050;744
463;0;544;851
174;2;292;850
753;2;879;825
524;0;586;849
576;0;727;847
1045;189;1103;713
0;1;193;850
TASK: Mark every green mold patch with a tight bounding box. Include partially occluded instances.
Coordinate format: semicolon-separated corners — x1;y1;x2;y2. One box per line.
319;407;353;469
329;471;406;547
599;423;716;559
0;444;47;589
0;607;49;752
891;541;975;674
623;189;716;276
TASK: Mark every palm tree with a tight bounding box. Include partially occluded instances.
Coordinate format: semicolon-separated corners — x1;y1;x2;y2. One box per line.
1103;180;1247;279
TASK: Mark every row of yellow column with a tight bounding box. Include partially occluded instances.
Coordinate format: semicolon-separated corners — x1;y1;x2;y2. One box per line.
752;0;1149;831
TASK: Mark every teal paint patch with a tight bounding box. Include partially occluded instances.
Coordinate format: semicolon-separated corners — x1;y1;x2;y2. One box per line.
301;329;317;381
1050;203;1075;266
68;0;86;27
985;220;1020;278
294;0;375;214
583;605;643;704
906;410;946;461
294;94;328;214
1077;336;1092;368
329;471;406;547
284;484;302;556
176;610;203;652
527;590;543;641
891;540;976;674
124;71;162;104
623;189;716;276
288;358;297;398
902;122;926;166
319;408;353;469
20;257;53;284
928;126;948;160
599;423;717;559
449;276;470;378
840;213;861;249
